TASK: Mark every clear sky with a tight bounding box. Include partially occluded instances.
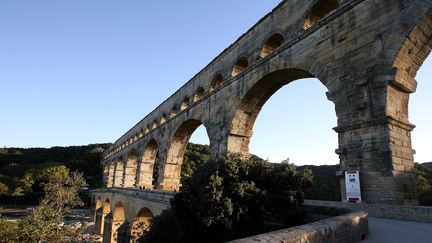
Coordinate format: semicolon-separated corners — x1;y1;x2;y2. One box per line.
0;0;431;165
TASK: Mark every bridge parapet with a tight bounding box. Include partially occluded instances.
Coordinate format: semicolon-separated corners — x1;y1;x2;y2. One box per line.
90;188;174;205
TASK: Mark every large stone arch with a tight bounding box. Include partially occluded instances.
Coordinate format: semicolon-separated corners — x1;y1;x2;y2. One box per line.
366;7;432;205
333;4;432;205
98;0;432;205
113;158;124;188
123;149;138;188
103;164;110;187
104;201;127;243
226;68;334;156
158;119;210;190
130;207;153;242
138;139;159;189
96;199;111;235
93;196;102;222
107;161;115;188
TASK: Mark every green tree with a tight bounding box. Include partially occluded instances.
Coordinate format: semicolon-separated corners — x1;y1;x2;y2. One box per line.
142;154;312;243
0;217;19;242
416;163;432;205
0;166;90;242
0;182;9;196
181;143;212;181
19;172;34;193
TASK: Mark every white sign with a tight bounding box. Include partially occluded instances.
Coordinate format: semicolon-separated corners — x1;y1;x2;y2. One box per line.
345;171;361;203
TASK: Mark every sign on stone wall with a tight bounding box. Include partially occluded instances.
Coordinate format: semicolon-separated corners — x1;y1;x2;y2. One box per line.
345;171;361;203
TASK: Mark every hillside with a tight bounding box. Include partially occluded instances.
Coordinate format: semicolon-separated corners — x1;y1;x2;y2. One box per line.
421;162;432;171
1;143;431;206
299;164;341;201
0;144;110;204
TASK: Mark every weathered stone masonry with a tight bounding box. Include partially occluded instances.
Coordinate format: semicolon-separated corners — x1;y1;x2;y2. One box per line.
99;0;432;205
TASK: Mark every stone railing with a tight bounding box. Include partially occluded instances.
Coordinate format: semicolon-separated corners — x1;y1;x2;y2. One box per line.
229;211;368;243
304;200;432;223
90;188;175;205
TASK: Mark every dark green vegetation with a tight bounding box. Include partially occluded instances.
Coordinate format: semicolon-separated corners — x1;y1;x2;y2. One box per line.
0;166;96;242
141;154;313;243
183;144;343;202
299;164;341;202
416;162;432;206
421;162;432;171
0;144;110;204
299;162;432;206
0;143;431;207
181;143;212;181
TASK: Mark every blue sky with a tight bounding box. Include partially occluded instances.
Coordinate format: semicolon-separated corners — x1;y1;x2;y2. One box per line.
0;1;430;165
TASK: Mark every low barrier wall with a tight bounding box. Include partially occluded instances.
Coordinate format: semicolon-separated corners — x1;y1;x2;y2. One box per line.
89;188;174;205
229;211;368;243
304;200;432;223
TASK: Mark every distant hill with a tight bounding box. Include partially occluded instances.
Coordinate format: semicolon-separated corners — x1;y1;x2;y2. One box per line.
0;144;111;195
299;164;341;201
416;162;432;205
1;143;430;206
421;162;432;171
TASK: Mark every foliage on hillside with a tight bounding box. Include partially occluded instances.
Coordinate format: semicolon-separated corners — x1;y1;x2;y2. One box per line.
420;162;432;171
181;143;212;181
299;164;341;201
0;166;94;242
0;143;110;204
1;142;431;207
416;162;432;205
141;154;313;243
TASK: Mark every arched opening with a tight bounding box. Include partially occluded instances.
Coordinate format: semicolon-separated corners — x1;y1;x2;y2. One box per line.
139;130;144;138
144;126;150;134
108;202;127;243
113;158;124;187
303;0;338;30
96;199;111;235
228;69;338;201
151;120;158;129
180;97;190;111
138;139;160;189
159;119;211;190
130;208;153;242
93;196;102;222
260;33;284;58
103;164;110;187
228;69;337;160
412;57;432;157
231;57;249;77
210;74;224;91
170;106;177;118
160;113;167;124
107;161;115;187
411;55;432;206
123;150;138;188
193;87;205;102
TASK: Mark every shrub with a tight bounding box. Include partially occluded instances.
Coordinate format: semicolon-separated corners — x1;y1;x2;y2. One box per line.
141;154;312;242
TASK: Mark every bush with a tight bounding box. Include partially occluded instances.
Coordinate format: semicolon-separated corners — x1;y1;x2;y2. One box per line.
141;154;312;243
0;166;90;243
416;163;432;206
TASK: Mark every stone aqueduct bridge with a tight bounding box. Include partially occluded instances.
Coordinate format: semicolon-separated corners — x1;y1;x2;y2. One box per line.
91;0;432;241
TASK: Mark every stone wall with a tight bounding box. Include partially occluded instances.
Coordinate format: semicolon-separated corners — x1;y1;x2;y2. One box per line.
229;211;368;243
305;200;432;223
99;0;432;204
